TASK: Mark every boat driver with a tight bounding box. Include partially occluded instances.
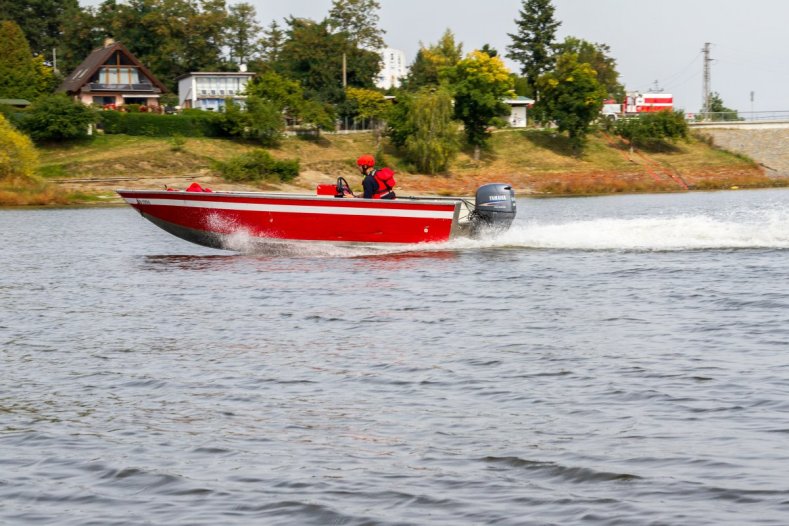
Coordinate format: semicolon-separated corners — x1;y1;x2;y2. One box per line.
354;154;379;199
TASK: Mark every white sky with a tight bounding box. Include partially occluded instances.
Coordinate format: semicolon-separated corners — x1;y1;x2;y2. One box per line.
81;0;789;113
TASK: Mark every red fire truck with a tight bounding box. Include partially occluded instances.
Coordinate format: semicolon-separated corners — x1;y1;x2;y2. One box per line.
602;92;673;120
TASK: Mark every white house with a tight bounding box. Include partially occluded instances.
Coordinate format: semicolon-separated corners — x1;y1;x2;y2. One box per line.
503;96;535;128
376;48;407;90
176;71;256;111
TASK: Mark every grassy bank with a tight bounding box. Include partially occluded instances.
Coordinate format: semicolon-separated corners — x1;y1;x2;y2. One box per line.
8;128;784;206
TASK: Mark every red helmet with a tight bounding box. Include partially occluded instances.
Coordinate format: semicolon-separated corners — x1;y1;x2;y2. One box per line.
356;155;375;168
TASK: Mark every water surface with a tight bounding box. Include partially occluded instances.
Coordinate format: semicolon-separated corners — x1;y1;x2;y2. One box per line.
2;189;789;525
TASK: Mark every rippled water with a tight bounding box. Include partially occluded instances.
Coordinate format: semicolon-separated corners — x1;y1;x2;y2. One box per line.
3;189;789;525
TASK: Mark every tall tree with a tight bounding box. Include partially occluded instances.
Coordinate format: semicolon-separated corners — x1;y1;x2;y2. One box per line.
405;29;462;89
58;5;103;73
257;20;285;66
556;37;624;101
327;0;385;50
0;0;79;57
403;87;460;174
451;50;514;161
275;16;379;104
226;2;261;65
0;20;50;100
536;52;606;154
506;0;560;97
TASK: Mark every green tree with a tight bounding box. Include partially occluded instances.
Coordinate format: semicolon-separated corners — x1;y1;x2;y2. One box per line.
21;93;96;142
62;0;234;92
405;29;463;89
536;52;606;154
327;0;385;50
0;0;79;57
0;20;51;100
345;87;389;121
556;36;624;101
614;110;689;151
401;88;460;174
451;50;515;161
58;4;103;73
506;0;560;98
705;92;739;121
257;20;285;66
0;113;39;181
243;96;285;146
226;2;261;66
245;70;336;133
275;17;379;104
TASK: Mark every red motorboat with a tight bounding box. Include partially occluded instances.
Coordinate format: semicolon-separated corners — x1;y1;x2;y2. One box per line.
117;179;516;250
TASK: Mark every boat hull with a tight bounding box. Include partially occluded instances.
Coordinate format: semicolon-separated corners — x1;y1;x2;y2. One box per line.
117;190;463;248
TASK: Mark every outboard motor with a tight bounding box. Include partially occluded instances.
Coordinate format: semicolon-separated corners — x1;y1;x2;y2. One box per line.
470;183;517;237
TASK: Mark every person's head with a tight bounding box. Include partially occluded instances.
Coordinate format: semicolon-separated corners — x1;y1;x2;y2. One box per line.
356;154;375;176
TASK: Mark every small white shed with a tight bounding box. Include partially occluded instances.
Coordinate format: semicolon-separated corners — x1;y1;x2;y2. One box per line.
503;96;535;128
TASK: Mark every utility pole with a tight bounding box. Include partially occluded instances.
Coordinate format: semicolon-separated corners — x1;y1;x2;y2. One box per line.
342;53;347;89
702;42;712;118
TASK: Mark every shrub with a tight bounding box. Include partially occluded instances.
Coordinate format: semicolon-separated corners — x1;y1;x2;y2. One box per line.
21;94;96;142
217;150;299;183
614;110;689;150
0;113;39;180
97;110;225;137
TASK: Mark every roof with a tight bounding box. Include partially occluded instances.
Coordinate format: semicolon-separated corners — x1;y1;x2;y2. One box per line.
0;99;31;107
504;96;535;105
175;71;257;81
57;41;168;94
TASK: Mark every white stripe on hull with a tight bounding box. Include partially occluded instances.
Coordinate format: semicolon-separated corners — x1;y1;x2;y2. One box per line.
125;197;456;220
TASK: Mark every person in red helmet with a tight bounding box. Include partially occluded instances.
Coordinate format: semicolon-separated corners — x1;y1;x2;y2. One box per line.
352;154;396;199
354;154;378;199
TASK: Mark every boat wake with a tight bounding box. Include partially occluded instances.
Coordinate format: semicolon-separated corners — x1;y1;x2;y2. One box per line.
464;211;789;252
221;209;789;257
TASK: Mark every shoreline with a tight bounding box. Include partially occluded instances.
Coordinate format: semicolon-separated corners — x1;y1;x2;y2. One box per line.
4;130;786;206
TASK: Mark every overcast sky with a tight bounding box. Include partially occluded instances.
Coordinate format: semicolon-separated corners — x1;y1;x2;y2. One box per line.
82;0;789;113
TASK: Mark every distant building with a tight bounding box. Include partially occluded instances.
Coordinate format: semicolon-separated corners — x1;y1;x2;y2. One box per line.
376;48;407;90
176;71;257;111
57;39;167;108
503;96;535;128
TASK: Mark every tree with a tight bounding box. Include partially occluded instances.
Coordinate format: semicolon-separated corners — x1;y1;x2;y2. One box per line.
405;29;463;89
327;0;385;50
556;37;624;101
0;113;39;181
0;21;51;101
614;110;689;151
451;50;514;161
242;96;286;146
275;17;380;104
0;0;79;57
226;2;261;66
257;20;285;65
388;88;459;174
21;94;96;142
705;92;740;121
245;70;336;133
536;52;606;154
506;0;560;98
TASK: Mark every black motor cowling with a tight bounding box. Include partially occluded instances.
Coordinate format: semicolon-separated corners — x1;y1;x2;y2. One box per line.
470;183;516;236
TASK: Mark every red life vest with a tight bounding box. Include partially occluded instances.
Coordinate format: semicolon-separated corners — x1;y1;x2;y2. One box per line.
372;167;396;199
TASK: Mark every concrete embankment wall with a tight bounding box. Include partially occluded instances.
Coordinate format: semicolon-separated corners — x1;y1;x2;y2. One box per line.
694;126;789;177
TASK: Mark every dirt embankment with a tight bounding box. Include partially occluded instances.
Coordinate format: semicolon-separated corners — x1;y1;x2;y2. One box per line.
28;129;788;205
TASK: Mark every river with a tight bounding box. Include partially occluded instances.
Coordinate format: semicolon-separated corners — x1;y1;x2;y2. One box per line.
2;189;789;525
